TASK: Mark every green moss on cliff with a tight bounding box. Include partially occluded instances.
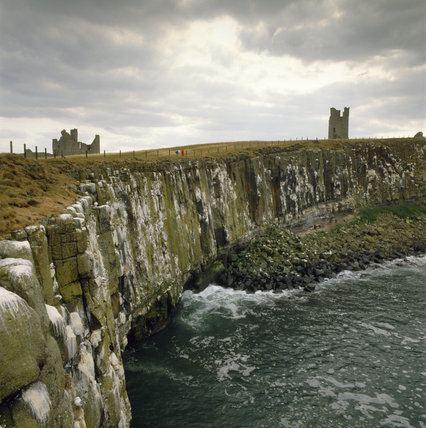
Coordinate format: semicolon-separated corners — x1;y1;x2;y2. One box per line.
359;201;426;222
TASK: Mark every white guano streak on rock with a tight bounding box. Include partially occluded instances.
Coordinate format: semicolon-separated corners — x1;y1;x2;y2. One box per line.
0;240;33;261
86;214;108;287
70;311;84;337
0;257;34;278
0;286;31;322
45;304;65;336
21;381;51;425
65;325;77;361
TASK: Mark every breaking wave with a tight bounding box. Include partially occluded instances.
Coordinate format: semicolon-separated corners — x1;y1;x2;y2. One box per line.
125;254;426;427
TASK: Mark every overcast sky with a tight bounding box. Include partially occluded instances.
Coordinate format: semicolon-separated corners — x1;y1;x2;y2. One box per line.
1;0;425;153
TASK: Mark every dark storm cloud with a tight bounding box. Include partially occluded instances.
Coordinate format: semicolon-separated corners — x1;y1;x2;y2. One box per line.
3;0;424;70
238;0;426;63
0;0;425;151
7;0;421;63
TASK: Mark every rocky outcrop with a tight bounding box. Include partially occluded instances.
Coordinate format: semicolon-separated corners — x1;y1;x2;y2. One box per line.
213;209;426;292
0;139;425;426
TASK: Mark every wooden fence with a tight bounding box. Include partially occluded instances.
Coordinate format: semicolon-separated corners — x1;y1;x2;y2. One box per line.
5;137;416;162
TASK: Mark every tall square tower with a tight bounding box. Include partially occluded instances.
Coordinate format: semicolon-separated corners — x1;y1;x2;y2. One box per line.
328;107;349;139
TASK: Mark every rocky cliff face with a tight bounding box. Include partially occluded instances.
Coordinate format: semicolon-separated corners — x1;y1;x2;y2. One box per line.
0;140;424;427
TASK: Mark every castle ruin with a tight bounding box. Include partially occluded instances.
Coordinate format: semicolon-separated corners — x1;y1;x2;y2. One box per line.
328;107;349;139
52;129;100;156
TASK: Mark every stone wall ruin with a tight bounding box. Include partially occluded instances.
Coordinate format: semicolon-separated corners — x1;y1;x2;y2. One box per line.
52;129;100;157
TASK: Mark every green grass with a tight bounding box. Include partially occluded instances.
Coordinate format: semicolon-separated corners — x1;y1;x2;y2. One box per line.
359;201;426;222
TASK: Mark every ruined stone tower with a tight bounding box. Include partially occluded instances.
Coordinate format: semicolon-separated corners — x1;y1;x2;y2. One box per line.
328;107;349;139
52;129;100;156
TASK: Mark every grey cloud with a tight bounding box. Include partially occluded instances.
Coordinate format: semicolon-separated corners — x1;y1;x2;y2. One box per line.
238;0;426;63
0;0;424;152
3;0;425;63
284;67;426;136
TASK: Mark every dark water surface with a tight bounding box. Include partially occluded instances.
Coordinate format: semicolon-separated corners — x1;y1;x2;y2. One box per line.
125;257;426;427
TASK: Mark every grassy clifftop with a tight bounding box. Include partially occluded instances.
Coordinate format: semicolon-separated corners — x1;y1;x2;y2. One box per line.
0;137;424;239
0;156;77;238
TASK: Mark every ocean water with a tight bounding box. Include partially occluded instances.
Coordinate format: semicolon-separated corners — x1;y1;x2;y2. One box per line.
125;257;426;427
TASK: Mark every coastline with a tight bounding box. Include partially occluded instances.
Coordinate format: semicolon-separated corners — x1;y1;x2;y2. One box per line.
205;201;426;293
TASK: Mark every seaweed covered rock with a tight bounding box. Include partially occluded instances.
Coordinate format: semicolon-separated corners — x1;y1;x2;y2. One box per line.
219;203;426;292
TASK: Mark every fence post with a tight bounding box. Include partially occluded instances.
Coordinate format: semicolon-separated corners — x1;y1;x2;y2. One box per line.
104;150;106;157
35;146;38;160
24;143;26;158
85;150;88;158
10;141;13;154
44;148;47;159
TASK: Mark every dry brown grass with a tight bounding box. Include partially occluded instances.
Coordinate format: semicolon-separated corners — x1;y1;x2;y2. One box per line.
0;155;77;238
39;137;405;163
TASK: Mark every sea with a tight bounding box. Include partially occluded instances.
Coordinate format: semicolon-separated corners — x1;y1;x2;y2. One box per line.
125;256;426;428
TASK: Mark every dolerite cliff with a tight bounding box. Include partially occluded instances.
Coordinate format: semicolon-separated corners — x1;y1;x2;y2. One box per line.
0;139;425;427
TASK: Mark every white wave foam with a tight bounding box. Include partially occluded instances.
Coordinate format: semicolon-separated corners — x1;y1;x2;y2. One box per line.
400;254;426;266
358;322;393;337
180;254;426;332
183;285;298;306
337;391;399;409
181;285;299;328
126;361;194;385
186;256;425;303
375;322;395;330
307;374;408;422
401;336;420;345
381;413;414;427
315;254;426;290
216;354;255;381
